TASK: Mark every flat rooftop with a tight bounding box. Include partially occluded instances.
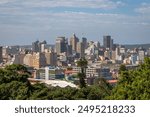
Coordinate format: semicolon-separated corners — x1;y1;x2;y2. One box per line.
28;78;77;88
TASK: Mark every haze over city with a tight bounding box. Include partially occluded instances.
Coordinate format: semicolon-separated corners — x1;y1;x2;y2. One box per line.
0;0;150;45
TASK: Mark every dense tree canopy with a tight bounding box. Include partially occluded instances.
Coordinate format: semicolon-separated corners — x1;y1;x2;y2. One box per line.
1;57;150;100
118;64;127;74
77;58;88;88
108;57;150;100
0;64;31;99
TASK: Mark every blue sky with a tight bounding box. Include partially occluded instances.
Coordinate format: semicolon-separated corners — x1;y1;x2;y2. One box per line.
0;0;150;45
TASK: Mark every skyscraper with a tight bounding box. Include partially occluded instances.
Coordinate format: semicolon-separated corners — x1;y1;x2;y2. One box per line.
77;42;84;58
103;35;113;50
32;40;39;52
55;37;67;55
82;37;88;49
39;40;47;52
32;40;47;52
70;33;79;52
44;49;57;66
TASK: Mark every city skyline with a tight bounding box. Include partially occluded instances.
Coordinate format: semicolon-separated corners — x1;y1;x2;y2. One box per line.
0;0;150;45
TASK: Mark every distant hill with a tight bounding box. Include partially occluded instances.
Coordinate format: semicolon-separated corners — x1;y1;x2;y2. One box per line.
123;44;150;50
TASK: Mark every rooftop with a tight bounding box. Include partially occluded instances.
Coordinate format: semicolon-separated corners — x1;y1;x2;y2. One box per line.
28;78;77;88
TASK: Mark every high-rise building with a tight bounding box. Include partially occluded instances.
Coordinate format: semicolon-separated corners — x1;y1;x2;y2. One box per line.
103;35;113;50
55;37;67;55
32;40;39;52
77;42;84;58
39;40;47;52
67;45;72;56
44;50;57;66
23;52;46;69
82;37;88;49
115;46;120;60
32;52;46;68
32;40;47;52
70;33;79;52
0;46;3;63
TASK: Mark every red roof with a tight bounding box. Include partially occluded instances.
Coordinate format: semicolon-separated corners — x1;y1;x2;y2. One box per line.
65;70;77;74
107;80;118;84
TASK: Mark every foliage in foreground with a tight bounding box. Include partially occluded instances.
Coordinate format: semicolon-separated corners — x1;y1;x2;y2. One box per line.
0;64;111;100
107;57;150;100
0;57;150;100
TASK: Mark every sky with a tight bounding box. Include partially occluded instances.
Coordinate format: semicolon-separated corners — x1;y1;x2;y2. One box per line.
0;0;150;45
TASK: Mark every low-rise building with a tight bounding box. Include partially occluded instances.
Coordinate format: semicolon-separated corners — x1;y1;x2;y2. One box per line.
36;66;64;80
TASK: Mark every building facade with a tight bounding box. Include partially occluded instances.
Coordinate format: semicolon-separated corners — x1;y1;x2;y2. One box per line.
36;66;64;80
70;33;79;52
55;37;67;55
103;35;113;50
77;42;84;58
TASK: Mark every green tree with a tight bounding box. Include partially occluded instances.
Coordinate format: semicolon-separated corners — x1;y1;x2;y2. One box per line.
94;78;112;96
29;83;51;100
0;81;30;100
118;64;127;74
77;58;88;88
0;64;31;100
108;57;150;100
0;64;30;84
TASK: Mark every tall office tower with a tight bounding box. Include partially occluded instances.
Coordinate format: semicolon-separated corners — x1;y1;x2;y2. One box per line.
55;37;67;55
103;35;113;50
45;50;57;66
0;46;3;63
32;40;40;52
115;46;120;60
77;42;84;58
112;44;119;51
82;37;88;49
39;40;47;52
110;38;113;50
70;33;79;52
67;45;72;56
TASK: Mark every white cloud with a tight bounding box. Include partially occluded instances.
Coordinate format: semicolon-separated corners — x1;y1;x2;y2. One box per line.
0;0;11;4
0;0;17;4
0;1;150;45
135;3;150;14
0;0;124;9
